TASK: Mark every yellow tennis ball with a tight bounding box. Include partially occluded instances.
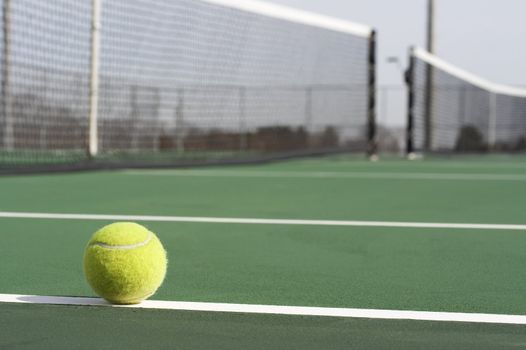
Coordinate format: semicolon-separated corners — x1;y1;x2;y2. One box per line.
83;222;167;305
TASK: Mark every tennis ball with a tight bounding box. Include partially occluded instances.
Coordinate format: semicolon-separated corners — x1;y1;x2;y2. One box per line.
83;222;167;305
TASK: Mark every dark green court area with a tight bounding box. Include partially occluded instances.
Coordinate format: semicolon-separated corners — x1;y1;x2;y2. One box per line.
4;303;526;350
2;155;526;348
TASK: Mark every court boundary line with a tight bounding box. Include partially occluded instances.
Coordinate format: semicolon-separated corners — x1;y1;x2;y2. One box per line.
1;211;526;231
124;170;526;181
1;293;526;325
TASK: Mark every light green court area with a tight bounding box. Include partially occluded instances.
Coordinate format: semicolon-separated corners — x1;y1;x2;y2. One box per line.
2;155;526;348
2;155;526;224
2;220;526;315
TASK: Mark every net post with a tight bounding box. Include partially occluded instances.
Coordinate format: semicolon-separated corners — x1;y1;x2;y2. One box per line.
1;0;13;151
488;92;497;151
88;0;101;158
366;29;377;159
405;47;415;156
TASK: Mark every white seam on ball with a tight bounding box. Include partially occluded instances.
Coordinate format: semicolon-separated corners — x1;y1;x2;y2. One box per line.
89;232;152;250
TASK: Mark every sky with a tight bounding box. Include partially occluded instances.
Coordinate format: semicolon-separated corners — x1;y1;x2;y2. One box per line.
267;0;526;88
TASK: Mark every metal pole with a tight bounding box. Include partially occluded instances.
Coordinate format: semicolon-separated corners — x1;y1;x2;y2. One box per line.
1;0;12;151
130;85;138;150
305;86;312;147
406;47;415;156
88;0;101;158
488;92;497;151
239;86;247;151
426;0;435;54
175;88;185;154
367;29;377;159
424;0;435;151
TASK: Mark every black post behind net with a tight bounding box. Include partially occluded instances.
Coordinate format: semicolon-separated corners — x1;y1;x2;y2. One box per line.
0;0;376;172
407;47;526;154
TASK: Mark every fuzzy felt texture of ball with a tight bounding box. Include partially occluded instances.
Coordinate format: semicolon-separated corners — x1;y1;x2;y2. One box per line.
83;222;167;305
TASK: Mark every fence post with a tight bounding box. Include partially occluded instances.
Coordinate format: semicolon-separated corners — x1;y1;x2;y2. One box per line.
88;0;101;158
239;86;247;151
130;85;139;150
1;0;13;151
175;88;185;154
488;92;497;151
305;86;312;146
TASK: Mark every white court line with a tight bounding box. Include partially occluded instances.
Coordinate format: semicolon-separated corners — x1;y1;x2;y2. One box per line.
124;170;526;181
1;293;526;325
411;162;526;170
0;211;525;231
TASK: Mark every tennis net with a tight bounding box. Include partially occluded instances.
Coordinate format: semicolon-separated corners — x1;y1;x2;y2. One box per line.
407;47;526;154
0;0;376;172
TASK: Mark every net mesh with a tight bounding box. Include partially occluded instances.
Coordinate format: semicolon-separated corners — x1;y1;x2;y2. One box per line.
0;0;373;169
409;48;526;153
0;0;91;165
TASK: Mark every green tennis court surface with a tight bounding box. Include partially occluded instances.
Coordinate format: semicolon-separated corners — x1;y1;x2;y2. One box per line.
2;155;526;348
